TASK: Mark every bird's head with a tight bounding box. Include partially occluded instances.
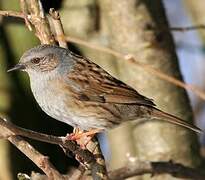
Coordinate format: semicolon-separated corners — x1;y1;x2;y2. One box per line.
8;45;73;77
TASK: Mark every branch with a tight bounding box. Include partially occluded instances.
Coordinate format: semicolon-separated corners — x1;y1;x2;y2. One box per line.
24;0;55;44
49;8;67;48
15;160;205;180
0;117;107;180
146;23;205;32
0;118;64;179
109;160;205;180
1;118;204;179
0;10;24;18
9;136;65;180
19;0;33;31
170;25;205;32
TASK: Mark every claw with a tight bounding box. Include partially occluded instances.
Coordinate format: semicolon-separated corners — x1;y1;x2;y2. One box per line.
65;128;103;148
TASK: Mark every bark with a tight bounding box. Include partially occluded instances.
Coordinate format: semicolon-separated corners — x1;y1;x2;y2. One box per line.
99;0;201;179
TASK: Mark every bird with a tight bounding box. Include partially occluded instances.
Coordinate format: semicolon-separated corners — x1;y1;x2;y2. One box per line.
8;44;202;139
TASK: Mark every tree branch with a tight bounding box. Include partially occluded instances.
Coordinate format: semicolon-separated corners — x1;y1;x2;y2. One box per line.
19;0;33;31
109;160;205;180
0;118;204;179
146;23;205;32
0;10;24;18
49;8;67;48
0;117;107;180
9;136;65;180
24;0;55;44
0;118;64;180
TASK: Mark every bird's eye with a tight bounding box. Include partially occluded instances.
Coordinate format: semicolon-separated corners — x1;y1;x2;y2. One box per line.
31;57;41;64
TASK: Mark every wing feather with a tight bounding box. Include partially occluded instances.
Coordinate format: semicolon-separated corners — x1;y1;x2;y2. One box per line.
67;55;156;107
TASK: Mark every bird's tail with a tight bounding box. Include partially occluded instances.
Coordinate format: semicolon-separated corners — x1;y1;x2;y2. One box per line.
151;107;202;133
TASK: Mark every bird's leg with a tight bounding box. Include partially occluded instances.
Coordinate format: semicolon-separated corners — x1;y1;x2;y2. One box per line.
68;128;102;140
66;128;102;147
80;128;102;137
77;129;103;149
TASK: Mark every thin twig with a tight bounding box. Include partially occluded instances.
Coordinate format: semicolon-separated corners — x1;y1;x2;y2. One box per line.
0;117;107;180
65;36;205;101
0;10;24;18
0;119;63;179
146;23;205;32
9;136;65;180
25;0;55;44
49;8;67;48
170;25;205;32
19;0;33;31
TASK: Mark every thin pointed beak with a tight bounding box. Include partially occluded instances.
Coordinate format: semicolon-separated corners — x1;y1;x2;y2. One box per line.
7;64;26;72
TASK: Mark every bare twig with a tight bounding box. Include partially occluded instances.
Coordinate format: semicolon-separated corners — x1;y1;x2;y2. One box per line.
1;118;204;179
0;10;24;18
19;0;33;31
109;160;205;180
65;36;205;101
16;160;205;180
25;0;55;44
27;169;86;180
170;25;205;32
49;8;67;48
0;119;63;179
9;136;65;180
0;117;107;180
146;23;205;32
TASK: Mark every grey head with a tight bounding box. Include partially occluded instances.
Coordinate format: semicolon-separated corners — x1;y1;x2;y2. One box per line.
8;45;75;78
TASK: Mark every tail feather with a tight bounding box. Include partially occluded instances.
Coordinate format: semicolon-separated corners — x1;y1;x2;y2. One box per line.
151;108;202;133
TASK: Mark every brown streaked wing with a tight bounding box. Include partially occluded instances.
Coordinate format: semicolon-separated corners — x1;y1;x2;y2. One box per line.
67;55;156;107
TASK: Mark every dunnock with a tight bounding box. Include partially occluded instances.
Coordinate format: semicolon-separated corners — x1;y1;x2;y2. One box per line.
8;45;201;137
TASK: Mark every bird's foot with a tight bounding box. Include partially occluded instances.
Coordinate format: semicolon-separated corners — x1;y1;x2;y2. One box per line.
65;127;83;141
79;128;102;138
77;129;103;149
65;128;102;149
66;128;102;141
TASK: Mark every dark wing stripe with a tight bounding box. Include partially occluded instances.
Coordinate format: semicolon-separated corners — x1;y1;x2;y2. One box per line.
67;56;156;107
